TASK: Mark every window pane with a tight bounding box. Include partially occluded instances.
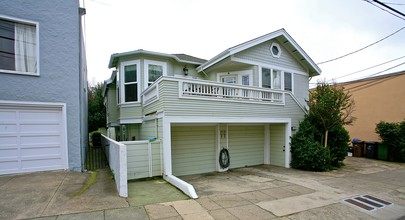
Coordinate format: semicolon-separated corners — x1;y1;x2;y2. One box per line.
242;75;249;86
148;64;163;82
221;76;237;84
124;65;137;83
0;19;16;71
284;72;292;91
262;68;271;88
125;84;138;102
272;69;281;89
15;22;36;73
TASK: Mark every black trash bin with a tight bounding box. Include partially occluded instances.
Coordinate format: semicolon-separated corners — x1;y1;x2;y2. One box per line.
365;142;378;159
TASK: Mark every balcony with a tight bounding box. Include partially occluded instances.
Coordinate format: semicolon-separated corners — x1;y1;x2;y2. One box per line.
142;76;285;106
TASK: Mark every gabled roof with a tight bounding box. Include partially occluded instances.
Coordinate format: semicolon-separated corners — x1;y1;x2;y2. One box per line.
196;29;321;76
108;49;206;68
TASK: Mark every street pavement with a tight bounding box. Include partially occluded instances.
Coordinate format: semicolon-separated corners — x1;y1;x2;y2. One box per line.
0;157;404;220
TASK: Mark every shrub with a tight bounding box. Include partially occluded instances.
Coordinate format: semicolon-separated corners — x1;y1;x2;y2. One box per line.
327;125;350;167
376;121;405;162
290;118;331;171
90;131;102;147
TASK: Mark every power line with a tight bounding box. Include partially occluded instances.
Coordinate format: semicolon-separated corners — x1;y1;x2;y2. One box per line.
329;55;405;81
317;26;405;65
364;0;405;20
382;2;405;6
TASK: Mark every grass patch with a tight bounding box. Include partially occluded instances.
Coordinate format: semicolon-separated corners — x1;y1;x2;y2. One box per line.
75;171;97;196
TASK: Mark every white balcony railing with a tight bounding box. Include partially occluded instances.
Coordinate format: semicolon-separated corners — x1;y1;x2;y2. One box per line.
180;80;284;104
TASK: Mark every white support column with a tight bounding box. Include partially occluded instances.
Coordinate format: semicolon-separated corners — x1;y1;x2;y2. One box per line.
264;124;270;164
285;121;292;168
162;118;172;175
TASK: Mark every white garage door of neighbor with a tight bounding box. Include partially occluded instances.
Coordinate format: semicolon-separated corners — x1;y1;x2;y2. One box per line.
0;106;67;175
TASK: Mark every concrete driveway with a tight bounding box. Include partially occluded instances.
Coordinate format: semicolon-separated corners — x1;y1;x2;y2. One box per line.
0;157;404;220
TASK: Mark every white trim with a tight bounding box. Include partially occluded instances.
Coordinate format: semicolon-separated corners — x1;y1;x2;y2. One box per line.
118;118;142;124
0;100;68;170
264;124;270;164
120;60;141;104
285;121;292;168
144;59;167;90
0;15;40;76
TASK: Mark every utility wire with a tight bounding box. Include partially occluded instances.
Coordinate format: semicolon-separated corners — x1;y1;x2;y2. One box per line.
364;0;405;20
382;2;405;6
328;55;405;81
317;26;405;65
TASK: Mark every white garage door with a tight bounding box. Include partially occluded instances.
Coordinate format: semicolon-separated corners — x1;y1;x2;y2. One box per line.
0;104;67;175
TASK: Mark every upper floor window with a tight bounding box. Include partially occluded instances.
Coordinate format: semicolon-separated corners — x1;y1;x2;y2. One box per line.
0;16;38;75
144;60;166;88
284;72;292;92
120;60;140;103
262;68;292;91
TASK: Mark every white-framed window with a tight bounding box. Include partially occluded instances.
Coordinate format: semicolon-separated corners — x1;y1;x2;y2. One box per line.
261;67;293;91
284;72;293;92
144;60;167;89
0;15;39;76
120;60;140;103
217;70;252;86
270;42;281;58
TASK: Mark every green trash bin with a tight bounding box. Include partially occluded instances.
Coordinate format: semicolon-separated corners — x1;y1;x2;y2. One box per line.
377;143;388;161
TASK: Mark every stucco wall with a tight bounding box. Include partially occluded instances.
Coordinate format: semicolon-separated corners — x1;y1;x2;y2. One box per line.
342;72;405;141
0;0;83;171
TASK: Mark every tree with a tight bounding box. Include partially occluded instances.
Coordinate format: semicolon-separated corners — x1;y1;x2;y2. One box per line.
88;82;106;132
308;81;355;148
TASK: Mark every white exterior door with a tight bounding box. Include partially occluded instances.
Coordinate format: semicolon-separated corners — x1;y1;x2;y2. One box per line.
0;104;67;175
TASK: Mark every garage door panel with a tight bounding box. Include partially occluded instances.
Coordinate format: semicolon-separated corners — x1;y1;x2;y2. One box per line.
19;111;61;121
21;146;61;157
0;124;18;133
0;105;67;175
228;125;264;169
20;123;61;133
21;158;63;170
20;135;61;145
0;160;19;172
172;126;216;176
0;110;17;121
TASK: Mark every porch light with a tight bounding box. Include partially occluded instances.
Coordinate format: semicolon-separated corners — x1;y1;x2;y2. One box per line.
291;126;297;131
183;65;189;76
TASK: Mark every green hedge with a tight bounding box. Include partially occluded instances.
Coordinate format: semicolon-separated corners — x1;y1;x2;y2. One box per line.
376;121;405;162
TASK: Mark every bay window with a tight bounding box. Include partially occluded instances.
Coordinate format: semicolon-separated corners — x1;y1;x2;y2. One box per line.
0;17;38;75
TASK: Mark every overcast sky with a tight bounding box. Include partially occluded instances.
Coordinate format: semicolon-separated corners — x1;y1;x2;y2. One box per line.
82;0;405;86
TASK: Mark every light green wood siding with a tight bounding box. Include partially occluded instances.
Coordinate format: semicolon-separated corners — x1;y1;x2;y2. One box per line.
139;120;158;140
234;40;307;73
120;105;142;119
228;125;264;168
127;124;139;141
270;124;285;167
106;84;119;125
171;126;216;176
127;141;162;180
293;74;309;107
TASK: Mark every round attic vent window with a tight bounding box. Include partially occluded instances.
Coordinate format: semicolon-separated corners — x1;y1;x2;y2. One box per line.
270;43;281;58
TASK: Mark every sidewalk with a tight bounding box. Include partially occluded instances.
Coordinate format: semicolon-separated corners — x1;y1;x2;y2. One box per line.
0;157;404;220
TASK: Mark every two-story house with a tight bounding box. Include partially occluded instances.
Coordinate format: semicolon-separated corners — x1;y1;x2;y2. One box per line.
103;29;320;180
0;0;87;174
